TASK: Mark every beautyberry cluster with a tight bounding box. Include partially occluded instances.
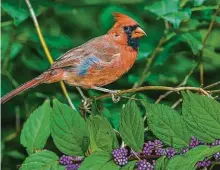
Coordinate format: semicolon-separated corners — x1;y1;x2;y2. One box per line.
65;164;81;170
197;158;211;168
165;147;176;158
112;148;128;166
136;159;154;170
212;139;220;161
142;140;164;156
59;155;73;165
189;136;201;148
143;141;154;155
59;155;82;170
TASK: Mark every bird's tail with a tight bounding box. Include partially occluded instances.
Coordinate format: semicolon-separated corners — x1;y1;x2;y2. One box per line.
1;69;64;104
1;77;44;104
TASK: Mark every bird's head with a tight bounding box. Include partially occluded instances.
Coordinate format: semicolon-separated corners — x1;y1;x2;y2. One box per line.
108;12;146;50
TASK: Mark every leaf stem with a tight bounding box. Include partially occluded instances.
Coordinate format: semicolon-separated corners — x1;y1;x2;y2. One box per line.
25;0;76;110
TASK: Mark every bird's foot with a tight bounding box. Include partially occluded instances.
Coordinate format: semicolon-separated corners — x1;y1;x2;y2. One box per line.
79;98;92;113
110;90;121;103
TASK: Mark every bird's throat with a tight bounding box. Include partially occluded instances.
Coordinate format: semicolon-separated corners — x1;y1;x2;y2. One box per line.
127;36;139;50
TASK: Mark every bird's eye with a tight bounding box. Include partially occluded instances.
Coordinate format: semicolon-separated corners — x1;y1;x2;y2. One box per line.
124;26;130;32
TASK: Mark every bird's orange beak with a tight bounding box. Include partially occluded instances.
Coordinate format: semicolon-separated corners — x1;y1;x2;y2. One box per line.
132;27;146;38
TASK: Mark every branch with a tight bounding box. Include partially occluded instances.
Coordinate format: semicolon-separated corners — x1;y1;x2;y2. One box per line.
199;5;220;86
128;154;160;161
208;90;220;94
25;0;76;110
204;81;220;89
171;99;183;109
95;86;210;100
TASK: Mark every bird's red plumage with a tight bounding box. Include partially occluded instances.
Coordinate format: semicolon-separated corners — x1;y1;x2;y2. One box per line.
1;12;145;104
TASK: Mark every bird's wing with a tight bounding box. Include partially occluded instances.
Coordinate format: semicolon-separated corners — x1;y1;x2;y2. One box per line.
50;35;120;70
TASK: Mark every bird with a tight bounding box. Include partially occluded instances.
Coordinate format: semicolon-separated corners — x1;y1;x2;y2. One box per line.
1;12;146;104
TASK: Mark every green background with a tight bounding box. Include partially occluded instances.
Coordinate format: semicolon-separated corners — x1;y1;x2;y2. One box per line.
1;0;220;169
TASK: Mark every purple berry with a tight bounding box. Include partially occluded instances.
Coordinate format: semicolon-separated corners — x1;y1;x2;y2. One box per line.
112;148;128;166
65;163;80;170
197;158;211;168
155;147;164;156
165;147;176;158
72;156;83;161
136;159;154;170
189;136;201;148
60;155;73;165
213;152;220;160
212;139;220;146
154;140;163;148
143;141;154;155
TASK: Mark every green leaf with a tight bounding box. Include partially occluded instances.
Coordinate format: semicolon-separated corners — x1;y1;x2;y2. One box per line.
180;32;202;55
1;75;14;97
154;36;179;65
163;9;191;28
166;145;220;170
51;99;89;156
155;156;169;170
145;0;179;16
21;54;49;72
20;100;51;154
193;0;207;7
79;151;120;170
119;100;144;152
87;115;118;153
142;102;191;148
20;150;65;170
5;150;25;160
10;42;22;59
2;0;29;25
31;34;73;49
120;161;137;170
182;91;220;142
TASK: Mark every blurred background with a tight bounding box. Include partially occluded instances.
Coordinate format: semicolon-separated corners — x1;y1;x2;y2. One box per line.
1;0;220;169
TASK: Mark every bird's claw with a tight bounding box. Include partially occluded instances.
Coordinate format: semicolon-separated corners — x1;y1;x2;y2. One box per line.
110;90;121;103
79;98;92;113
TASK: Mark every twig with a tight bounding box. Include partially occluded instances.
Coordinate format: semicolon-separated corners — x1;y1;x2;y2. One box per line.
208;90;220;94
171;99;183;109
155;65;196;104
133;37;166;88
95;86;210;100
128;154;160;161
204;81;220;89
131;149;141;161
25;0;76;110
199;5;220;86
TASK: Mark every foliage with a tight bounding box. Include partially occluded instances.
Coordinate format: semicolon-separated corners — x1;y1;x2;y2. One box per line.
1;0;220;169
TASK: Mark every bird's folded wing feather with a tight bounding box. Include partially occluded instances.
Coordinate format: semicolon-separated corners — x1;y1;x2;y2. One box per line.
50;35;120;71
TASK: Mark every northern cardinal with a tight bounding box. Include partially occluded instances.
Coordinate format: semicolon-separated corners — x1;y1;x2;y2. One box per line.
1;12;146;104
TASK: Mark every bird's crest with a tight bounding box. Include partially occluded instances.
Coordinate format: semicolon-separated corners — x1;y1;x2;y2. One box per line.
113;12;138;26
